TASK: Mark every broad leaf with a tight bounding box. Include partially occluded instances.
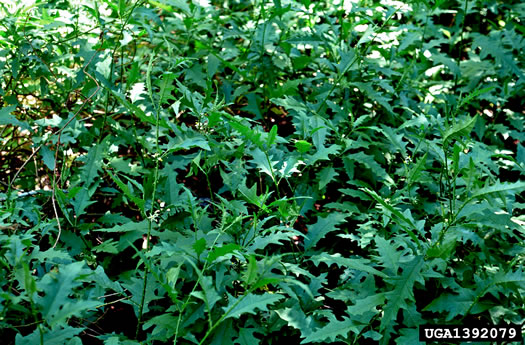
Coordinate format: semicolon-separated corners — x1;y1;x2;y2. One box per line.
381;256;425;330
301;316;360;344
105;169;145;212
249;148;278;181
0;105;30;130
223;292;284;320
207;243;242;263
310;252;388;278
303;213;347;250
442;116;477;147
36;262;98;327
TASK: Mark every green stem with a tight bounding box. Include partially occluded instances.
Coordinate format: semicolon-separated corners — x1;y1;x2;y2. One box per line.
98;0;145;144
135;53;161;339
454;0;469;90
174;221;233;344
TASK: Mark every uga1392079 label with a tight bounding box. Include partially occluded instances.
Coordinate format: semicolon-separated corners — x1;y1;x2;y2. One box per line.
419;324;522;342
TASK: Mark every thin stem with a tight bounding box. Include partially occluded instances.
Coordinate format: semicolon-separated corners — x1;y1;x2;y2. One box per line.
173;223;232;344
98;0;145;143
454;0;469;90
135;53;160;339
49;49;100;248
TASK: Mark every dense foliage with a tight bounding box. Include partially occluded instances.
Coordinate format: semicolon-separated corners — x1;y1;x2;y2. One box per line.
1;0;524;344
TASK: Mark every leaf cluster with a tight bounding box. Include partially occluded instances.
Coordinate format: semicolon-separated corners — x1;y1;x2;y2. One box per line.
0;0;524;344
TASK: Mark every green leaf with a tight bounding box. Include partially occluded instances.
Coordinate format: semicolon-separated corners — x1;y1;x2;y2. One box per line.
381;256;425;330
164;132;211;153
286;33;325;45
207;54;220;79
395;328;421;345
336;47;357;74
118;0;126;17
278;156;303;178
275;305;314;337
295;140;312;153
243;255;258;286
210;319;237;345
36;262;98;327
80;142;106;187
191;275;222;311
20;261;37;300
362;188;417;230
236;327;261;345
307;144;341;165
303;213;347;250
426;239;456;259
374;236;403;273
433;54;460;76
69;142;106;218
49;300;99;328
301;316;360;344
149;0;190;13
442;116;477;147
458;181;525;217
472;34;523;77
92;239;119;254
492;268;525;285
423;288;477;321
468;180;525;203
267;125;278;147
310;253;388;278
516;144;524;167
251;277;282;291
362;188;423;247
110;89;170;129
223;292;283;320
225;115;264;148
105;169;145;212
249;148;278;181
247;231;299;252
193;237;207;257
207;243;241;263
310;116;328;149
0;105;30;130
71;185;96;218
458;87;495;110
41;145;56;170
346;152;390;182
318;166;339;189
155;72;177;106
54;189;73;226
381;125;407;158
142;313;178;338
30;248;72;264
406;153;428;185
164;166;182;206
15;326;84;345
352;82;393;114
94;220;149;233
238;182;263;208
347;293;386;316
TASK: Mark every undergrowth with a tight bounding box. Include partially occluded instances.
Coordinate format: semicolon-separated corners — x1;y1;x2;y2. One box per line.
0;0;524;344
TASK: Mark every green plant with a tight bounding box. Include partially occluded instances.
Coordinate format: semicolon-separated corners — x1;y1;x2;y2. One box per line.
1;0;523;344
